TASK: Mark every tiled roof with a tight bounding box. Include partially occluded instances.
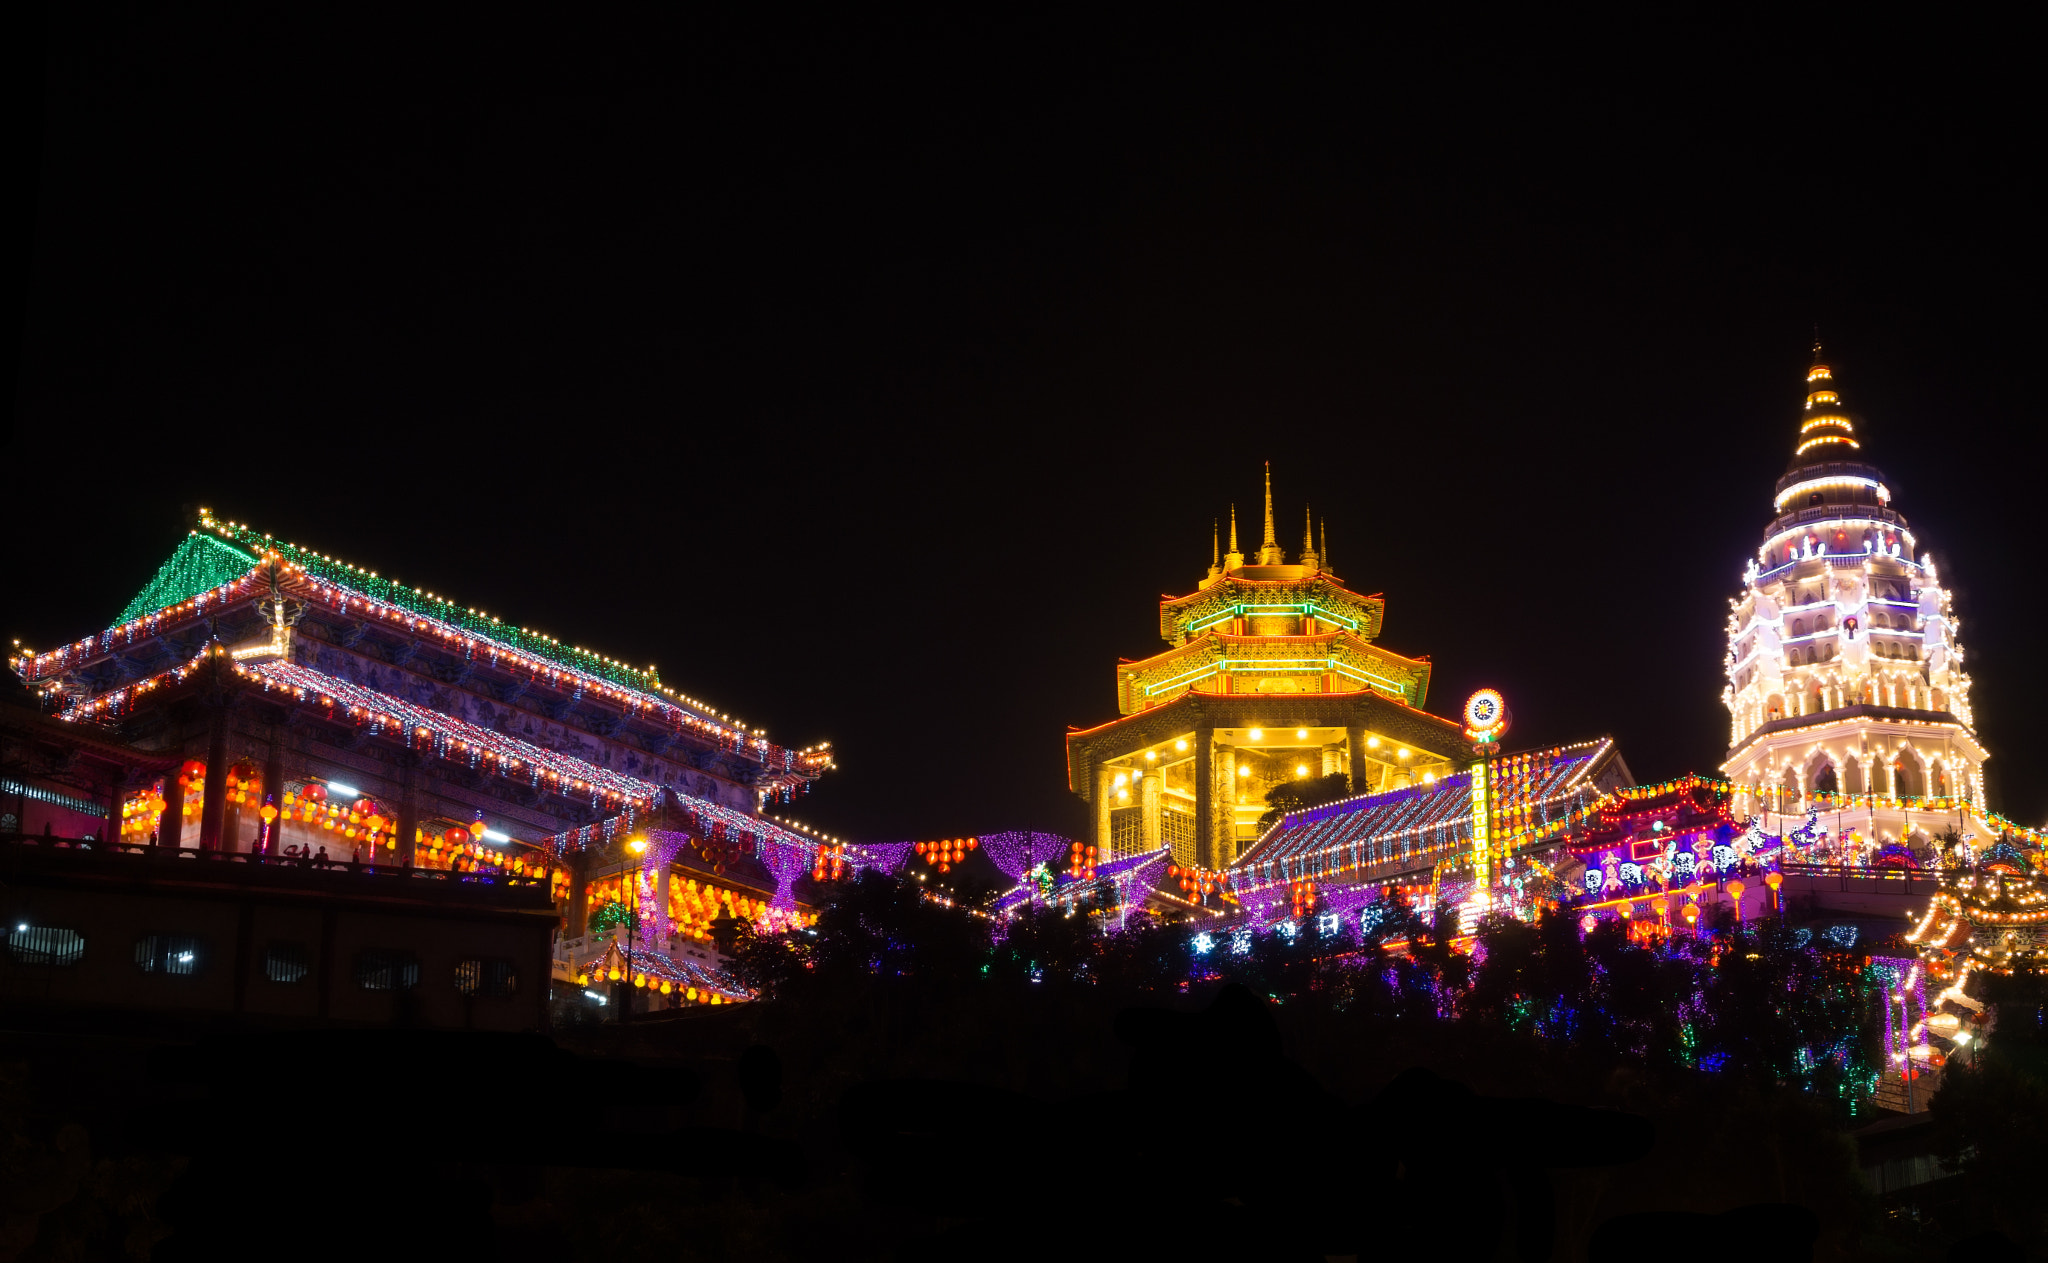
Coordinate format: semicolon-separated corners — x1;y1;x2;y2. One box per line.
1231;745;1609;889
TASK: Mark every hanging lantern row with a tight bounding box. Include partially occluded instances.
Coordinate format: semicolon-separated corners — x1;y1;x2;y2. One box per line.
1290;878;1318;919
1069;841;1098;881
695;823;750;875
1167;863;1225;900
813;842;848;883
915;836;978;873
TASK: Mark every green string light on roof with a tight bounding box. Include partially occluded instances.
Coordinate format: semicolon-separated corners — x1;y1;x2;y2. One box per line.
116;532;262;626
199;515;669;699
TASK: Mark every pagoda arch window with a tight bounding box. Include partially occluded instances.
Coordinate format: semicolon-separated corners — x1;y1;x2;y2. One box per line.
1893;753;1925;799
1812;762;1838;796
1765;694;1785;721
1868;760;1889;796
1931;688;1948;711
1792;618;1809;638
1842;759;1865;795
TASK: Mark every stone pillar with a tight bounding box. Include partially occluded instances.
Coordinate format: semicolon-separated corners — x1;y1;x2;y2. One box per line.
156;765;182;847
1347;725;1370;795
395;753;419;868
566;850;592;939
197;703;231;851
1139;771;1162;857
1193;726;1216;869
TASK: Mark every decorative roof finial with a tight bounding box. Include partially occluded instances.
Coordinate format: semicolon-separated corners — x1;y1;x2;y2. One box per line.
1225;505;1244;572
1212;519;1220;568
1258;463;1284;564
1300;505;1318;570
1262;462;1276;550
1320;519;1329;573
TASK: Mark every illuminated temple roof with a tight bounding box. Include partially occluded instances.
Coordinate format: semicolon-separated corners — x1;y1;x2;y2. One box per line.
14;512;830;793
1230;739;1626;888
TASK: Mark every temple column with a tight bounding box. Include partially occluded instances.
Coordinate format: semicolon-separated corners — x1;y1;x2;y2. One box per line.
155;758;182;847
395;752;419;867
566;850;592;940
197;702;231;851
1139;772;1162;857
1095;765;1115;859
1347;725;1370;795
1193;725;1216;869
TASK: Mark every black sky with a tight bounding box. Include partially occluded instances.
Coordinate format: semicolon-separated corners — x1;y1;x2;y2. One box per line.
13;12;2046;839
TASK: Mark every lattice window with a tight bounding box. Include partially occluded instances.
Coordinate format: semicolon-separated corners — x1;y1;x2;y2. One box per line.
1162;808;1196;857
134;934;202;976
1110;807;1142;855
355;950;420;991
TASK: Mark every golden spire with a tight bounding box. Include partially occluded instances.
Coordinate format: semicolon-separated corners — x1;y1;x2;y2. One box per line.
1320;519;1329;573
1212;520;1220;567
1262;463;1276;550
1258;462;1284;564
1224;505;1244;572
1228;505;1239;554
1300;505;1318;570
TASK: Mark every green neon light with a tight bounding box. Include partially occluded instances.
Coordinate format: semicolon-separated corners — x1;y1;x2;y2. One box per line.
1142;654;1412;698
1145;663;1222;695
1186;602;1363;635
1331;662;1408;692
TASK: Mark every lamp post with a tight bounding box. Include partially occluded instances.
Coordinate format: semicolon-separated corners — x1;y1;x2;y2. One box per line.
623;833;649;1022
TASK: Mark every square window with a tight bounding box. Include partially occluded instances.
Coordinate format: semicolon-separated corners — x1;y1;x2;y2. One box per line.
263;942;311;984
7;925;85;967
354;950;420;991
135;934;203;975
454;958;517;998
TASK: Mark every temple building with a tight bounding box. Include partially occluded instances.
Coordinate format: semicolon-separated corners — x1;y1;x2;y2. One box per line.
1721;347;1989;849
7;511;837;1021
1066;466;1470;870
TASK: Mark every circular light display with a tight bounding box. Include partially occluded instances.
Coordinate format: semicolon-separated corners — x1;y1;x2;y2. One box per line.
1464;689;1504;730
1463;688;1511;744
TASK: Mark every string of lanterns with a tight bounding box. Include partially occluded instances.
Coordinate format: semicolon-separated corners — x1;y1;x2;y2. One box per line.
914;837;978;873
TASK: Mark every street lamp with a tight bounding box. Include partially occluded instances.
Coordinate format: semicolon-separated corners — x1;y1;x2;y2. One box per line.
621;834;649;1022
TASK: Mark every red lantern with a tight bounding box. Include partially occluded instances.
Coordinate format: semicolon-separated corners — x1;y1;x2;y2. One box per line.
445;827;469;848
965;838;978;850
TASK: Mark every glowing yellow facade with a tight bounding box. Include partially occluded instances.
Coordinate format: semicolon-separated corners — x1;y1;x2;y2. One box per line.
1067;465;1467;869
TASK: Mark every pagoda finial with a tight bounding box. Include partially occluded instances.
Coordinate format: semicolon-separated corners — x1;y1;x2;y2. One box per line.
1320;519;1329;572
1257;462;1285;564
1791;339;1856;471
1212;519;1220;567
1262;462;1276;550
1224;505;1244;572
1228;505;1239;554
1299;505;1318;570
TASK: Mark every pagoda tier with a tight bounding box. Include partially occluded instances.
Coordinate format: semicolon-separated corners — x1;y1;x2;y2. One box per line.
1720;347;1988;851
1068;465;1465;869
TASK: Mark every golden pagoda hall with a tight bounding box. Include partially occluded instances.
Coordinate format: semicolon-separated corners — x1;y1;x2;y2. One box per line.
1066;465;1475;872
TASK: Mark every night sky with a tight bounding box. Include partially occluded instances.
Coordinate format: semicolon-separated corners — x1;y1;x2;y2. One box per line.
14;13;2044;839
